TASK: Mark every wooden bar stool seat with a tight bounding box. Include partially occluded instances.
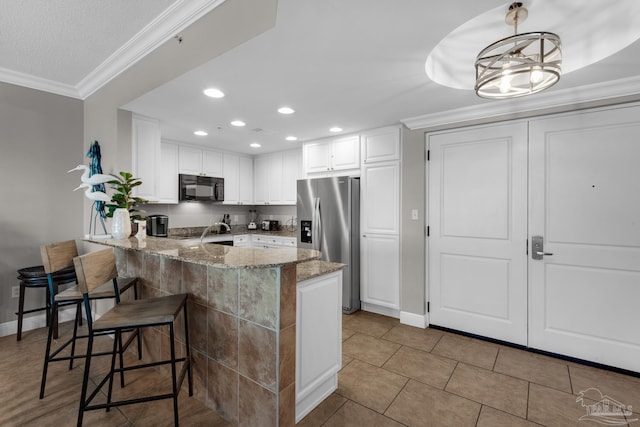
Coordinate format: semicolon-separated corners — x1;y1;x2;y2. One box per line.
74;248;192;427
39;240;141;399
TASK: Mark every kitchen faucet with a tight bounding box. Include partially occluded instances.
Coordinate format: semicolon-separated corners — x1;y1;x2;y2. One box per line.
200;222;231;244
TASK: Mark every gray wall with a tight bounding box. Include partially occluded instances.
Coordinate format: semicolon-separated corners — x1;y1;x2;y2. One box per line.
0;82;84;325
400;127;426;316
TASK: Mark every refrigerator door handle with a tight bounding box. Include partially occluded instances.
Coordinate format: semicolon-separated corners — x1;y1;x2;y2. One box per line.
312;197;321;252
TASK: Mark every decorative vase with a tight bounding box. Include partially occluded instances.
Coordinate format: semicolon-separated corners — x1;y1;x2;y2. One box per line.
112;208;132;240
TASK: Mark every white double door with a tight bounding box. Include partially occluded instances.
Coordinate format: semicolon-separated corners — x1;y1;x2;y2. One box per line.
428;105;640;371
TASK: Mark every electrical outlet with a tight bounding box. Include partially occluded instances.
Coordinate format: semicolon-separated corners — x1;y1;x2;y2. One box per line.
11;286;19;298
411;209;419;220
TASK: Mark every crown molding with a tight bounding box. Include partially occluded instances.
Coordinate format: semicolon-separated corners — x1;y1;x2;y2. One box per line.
76;0;226;99
0;0;225;99
401;75;640;130
0;66;80;98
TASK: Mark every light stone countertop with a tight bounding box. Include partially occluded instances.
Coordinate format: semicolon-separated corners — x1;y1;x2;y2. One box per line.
296;260;345;283
86;235;320;269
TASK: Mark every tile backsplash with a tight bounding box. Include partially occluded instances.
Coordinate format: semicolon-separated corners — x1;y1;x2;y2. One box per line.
141;202;297;230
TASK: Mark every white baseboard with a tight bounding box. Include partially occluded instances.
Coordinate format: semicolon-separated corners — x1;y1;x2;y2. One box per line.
400;311;427;329
0;306;78;338
361;302;400;319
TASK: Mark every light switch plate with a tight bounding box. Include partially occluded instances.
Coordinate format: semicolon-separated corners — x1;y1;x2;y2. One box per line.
411;209;419;220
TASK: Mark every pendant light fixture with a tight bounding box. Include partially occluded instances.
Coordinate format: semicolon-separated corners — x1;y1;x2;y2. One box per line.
475;2;561;99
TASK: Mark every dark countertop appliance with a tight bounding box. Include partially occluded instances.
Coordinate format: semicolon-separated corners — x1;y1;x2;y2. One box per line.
147;215;169;237
179;174;224;202
261;220;279;231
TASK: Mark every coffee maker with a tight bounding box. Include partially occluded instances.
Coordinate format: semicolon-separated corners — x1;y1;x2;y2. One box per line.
146;215;169;237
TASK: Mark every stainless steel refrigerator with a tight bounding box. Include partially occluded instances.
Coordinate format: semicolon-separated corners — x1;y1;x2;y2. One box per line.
297;176;360;314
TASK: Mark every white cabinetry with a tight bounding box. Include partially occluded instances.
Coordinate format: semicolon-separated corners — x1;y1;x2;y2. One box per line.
296;270;342;422
303;135;360;175
223;153;253;205
360;234;400;309
362;126;400;164
254;149;301;205
132;114;160;201
360;126;401;314
178;146;223;177
232;234;251;247
157;141;179;203
251;235;296;248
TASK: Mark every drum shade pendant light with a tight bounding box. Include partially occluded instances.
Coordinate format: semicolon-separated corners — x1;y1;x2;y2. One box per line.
475;2;561;99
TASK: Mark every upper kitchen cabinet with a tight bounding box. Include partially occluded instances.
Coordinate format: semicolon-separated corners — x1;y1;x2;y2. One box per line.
157;141;179;203
132;114;160;201
362;126;401;164
254;149;301;205
223;153;253;205
361;161;400;234
303;135;360;175
178;145;223;177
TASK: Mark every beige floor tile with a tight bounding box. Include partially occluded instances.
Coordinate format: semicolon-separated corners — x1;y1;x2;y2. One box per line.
342;327;357;342
432;334;498;370
342;354;354;369
342;333;401;367
337;359;408;413
476;406;538;427
341;311;399;338
297;393;347;426
385;379;481;427
324;400;404;427
528;382;598;427
381;324;443;352
494;347;572;393
382;346;457;389
570;365;640;411
445;363;528;418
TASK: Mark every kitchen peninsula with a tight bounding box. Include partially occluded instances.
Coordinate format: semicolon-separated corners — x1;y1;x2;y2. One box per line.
86;235;344;426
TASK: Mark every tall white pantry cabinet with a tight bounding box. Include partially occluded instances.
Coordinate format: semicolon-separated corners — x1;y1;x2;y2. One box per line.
359;126;401;315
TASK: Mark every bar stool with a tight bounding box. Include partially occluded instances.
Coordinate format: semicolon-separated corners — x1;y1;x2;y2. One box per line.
15;265;76;340
39;240;141;399
74;248;192;427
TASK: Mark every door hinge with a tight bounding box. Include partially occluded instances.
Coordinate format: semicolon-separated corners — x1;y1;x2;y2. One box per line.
427;301;430;313
426;225;430;237
427;150;430;161
526;238;529;255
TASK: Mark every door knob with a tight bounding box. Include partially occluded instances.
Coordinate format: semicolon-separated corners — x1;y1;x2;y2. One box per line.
532;236;553;260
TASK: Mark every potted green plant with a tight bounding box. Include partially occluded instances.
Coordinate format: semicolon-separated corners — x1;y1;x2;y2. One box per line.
106;171;147;238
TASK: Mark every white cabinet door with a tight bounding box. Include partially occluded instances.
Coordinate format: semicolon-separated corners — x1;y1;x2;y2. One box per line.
360;161;400;235
296;271;342;422
238;155;253;204
223;153;240;204
132;115;160;200
253;155;268;204
178;146;202;175
361;234;400;309
268;153;283;204
362;126;400;164
202;149;223;177
282;149;301;204
304;141;332;174
331;135;360;170
157;142;179;203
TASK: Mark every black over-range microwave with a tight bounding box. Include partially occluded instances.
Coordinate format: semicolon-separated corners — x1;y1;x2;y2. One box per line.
179;174;224;202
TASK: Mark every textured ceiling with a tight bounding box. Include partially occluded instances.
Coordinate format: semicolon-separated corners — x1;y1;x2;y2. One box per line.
0;0;176;85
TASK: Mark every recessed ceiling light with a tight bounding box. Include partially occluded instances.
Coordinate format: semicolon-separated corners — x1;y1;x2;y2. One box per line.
285;136;298;141
230;120;246;127
203;88;224;98
329;127;343;133
278;107;295;114
194;130;208;136
250;142;261;148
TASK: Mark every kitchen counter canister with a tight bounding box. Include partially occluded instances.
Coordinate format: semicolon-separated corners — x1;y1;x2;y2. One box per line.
84;235;336;426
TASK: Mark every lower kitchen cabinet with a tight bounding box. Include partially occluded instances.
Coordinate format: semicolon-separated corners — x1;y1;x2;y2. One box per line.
360;233;400;311
296;270;342;422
